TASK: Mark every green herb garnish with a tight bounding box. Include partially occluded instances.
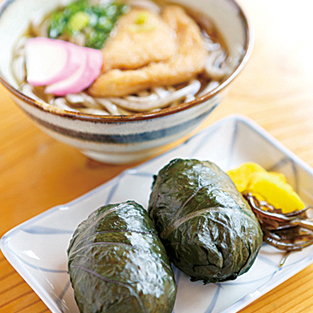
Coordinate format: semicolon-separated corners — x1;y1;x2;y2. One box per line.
48;0;129;49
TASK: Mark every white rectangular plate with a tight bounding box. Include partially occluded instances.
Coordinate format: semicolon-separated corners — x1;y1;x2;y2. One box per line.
2;114;313;313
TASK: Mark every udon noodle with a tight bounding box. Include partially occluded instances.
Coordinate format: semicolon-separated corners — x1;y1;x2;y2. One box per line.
12;0;232;116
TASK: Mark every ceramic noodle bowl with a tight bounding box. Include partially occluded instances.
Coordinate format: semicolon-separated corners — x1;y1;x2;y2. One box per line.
0;0;253;164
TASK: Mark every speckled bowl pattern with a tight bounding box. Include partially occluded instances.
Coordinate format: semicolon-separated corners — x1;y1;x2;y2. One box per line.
0;0;253;164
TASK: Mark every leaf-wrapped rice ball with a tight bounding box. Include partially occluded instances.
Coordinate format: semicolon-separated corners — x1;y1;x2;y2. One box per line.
68;201;177;312
148;159;263;284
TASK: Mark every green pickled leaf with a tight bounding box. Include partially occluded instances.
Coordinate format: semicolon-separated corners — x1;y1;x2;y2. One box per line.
148;159;263;284
68;201;177;313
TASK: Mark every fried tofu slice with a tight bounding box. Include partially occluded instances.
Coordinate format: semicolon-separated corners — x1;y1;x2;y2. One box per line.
100;8;177;72
89;5;208;97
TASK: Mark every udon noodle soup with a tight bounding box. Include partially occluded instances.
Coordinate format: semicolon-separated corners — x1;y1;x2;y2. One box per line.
12;0;232;116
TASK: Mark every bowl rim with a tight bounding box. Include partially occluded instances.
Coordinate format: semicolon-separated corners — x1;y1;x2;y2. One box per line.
0;0;254;123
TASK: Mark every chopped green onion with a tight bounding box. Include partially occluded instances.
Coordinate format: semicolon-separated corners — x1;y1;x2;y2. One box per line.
68;11;89;32
48;0;129;49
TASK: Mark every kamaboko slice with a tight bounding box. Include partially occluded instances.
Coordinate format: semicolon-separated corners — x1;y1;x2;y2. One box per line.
25;37;102;96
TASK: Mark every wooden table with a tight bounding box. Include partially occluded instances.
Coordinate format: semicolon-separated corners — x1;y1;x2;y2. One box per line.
1;0;313;312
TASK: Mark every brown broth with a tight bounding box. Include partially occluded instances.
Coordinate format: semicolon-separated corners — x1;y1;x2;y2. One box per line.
14;0;230;115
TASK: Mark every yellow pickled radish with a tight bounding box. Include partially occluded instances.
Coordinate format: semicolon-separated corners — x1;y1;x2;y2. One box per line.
227;162;266;192
227;162;305;213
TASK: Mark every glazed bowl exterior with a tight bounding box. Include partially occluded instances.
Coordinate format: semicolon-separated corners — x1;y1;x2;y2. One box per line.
0;0;253;164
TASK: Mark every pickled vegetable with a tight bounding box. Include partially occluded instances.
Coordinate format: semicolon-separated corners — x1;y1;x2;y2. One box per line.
227;162;305;213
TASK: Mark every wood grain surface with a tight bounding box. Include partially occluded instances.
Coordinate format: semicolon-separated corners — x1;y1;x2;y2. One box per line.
1;0;313;312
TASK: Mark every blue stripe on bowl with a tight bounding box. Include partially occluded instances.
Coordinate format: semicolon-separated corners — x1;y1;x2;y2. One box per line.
25;104;218;144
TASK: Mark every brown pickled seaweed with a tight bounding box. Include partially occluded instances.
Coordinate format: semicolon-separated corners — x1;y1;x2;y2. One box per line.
148;159;263;284
68;201;177;313
243;192;313;252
